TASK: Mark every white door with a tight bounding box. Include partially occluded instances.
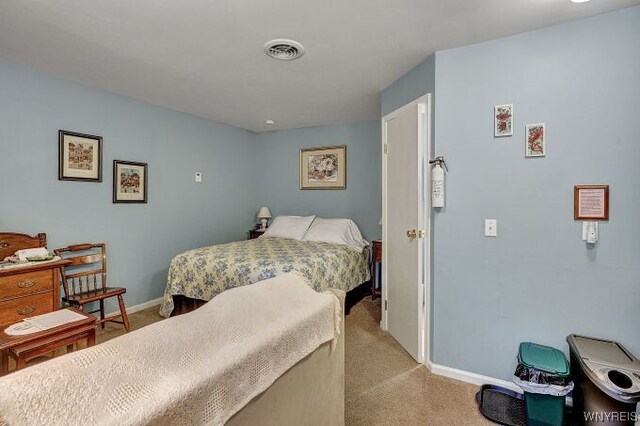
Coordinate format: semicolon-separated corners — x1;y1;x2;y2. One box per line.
382;95;430;363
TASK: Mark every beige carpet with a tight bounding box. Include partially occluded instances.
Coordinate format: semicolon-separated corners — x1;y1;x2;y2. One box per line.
21;298;491;425
345;297;491;425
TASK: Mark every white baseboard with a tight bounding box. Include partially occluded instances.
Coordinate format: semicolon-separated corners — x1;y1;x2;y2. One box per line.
427;361;522;393
105;297;162;318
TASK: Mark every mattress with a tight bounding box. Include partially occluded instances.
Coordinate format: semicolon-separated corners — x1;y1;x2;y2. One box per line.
159;236;370;317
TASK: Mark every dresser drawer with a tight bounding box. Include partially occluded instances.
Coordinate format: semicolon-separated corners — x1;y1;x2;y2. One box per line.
0;269;54;301
0;292;54;327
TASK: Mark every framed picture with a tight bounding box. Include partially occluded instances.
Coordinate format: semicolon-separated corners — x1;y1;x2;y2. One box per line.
525;123;546;157
300;145;346;190
113;160;148;203
494;104;513;137
574;185;609;220
58;130;103;182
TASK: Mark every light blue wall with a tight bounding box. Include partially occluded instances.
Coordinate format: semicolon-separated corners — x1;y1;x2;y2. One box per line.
0;58;382;315
432;7;640;380
0;59;258;312
255;121;381;241
381;54;435;117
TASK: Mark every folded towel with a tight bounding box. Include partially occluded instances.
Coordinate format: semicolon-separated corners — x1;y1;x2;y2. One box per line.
15;248;49;261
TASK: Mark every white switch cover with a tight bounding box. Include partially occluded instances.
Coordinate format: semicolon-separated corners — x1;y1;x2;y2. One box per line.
195;172;202;183
485;219;497;237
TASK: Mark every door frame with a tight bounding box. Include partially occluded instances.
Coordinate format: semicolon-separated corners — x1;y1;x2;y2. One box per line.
381;94;431;365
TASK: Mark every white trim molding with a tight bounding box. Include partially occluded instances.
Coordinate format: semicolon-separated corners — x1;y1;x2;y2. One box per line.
106;297;162;318
426;361;523;393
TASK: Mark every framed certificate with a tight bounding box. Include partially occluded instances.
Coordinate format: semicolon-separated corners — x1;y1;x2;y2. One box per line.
574;185;609;220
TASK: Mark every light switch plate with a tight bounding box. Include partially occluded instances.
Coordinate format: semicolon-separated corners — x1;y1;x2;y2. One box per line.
195;172;202;183
485;219;497;237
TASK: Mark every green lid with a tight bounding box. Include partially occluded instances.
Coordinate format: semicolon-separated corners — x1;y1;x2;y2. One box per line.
518;342;570;377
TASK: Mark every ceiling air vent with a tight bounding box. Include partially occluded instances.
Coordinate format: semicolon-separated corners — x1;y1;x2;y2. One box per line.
264;39;305;61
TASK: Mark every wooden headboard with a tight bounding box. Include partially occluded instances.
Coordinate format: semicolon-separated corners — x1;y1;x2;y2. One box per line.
0;232;47;260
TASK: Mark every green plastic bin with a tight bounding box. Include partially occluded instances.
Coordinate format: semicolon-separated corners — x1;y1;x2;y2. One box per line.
517;342;571;426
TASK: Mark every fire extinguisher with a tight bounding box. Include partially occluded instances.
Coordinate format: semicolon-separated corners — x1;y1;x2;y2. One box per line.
429;156;447;208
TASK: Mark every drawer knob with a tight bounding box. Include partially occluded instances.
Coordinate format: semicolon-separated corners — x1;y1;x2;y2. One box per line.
17;279;37;288
17;306;36;316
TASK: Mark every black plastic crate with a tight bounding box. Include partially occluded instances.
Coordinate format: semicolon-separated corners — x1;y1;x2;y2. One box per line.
476;384;526;426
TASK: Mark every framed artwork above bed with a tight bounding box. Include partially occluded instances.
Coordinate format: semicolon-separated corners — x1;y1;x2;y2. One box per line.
299;145;346;190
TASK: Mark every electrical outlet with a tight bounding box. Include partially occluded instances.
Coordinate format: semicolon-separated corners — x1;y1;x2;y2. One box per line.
195;172;202;183
582;221;598;243
485;219;497;237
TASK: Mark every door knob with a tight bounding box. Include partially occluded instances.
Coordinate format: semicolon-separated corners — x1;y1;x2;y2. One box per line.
406;229;426;239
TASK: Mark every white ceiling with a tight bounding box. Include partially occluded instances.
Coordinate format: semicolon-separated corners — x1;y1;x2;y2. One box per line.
0;0;638;132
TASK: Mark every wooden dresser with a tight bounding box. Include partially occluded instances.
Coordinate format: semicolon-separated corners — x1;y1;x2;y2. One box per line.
0;261;69;327
0;233;68;327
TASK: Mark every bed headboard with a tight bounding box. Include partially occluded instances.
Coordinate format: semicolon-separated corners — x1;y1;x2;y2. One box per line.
0;232;47;260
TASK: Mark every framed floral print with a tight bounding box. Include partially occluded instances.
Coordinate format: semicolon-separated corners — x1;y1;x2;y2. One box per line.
58;130;103;182
113;160;148;203
525;123;546;157
300;145;346;190
494;104;513;137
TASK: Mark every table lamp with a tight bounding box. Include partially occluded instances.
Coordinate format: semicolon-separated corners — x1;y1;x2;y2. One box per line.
258;207;272;230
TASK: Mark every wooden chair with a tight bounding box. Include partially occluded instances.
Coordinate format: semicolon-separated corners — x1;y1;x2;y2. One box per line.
53;243;130;332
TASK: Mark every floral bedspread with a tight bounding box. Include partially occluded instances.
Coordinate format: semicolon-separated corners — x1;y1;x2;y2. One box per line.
159;236;370;317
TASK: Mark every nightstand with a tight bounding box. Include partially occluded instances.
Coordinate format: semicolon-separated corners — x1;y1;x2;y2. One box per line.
371;240;382;300
248;229;265;240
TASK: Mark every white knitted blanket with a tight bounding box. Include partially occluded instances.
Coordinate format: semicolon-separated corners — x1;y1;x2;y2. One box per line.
0;272;342;426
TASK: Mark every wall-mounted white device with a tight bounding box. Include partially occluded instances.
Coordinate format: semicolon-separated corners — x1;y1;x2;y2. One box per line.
582;221;598;244
195;172;202;183
429;156;447;208
485;219;497;237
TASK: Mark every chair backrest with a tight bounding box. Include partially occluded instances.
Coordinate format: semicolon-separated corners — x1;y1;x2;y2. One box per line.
54;243;107;298
0;232;47;260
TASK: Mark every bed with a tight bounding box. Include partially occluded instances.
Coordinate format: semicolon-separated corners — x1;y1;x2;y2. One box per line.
0;273;345;425
160;235;370;318
228;286;345;426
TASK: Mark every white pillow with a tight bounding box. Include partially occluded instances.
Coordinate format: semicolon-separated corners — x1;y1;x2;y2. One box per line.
263;215;316;241
303;218;369;252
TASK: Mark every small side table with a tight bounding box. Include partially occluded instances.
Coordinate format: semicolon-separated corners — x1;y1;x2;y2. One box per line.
371;240;382;300
248;229;265;240
0;308;96;375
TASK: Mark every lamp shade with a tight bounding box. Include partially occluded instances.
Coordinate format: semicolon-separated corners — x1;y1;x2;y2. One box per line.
258;206;272;219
